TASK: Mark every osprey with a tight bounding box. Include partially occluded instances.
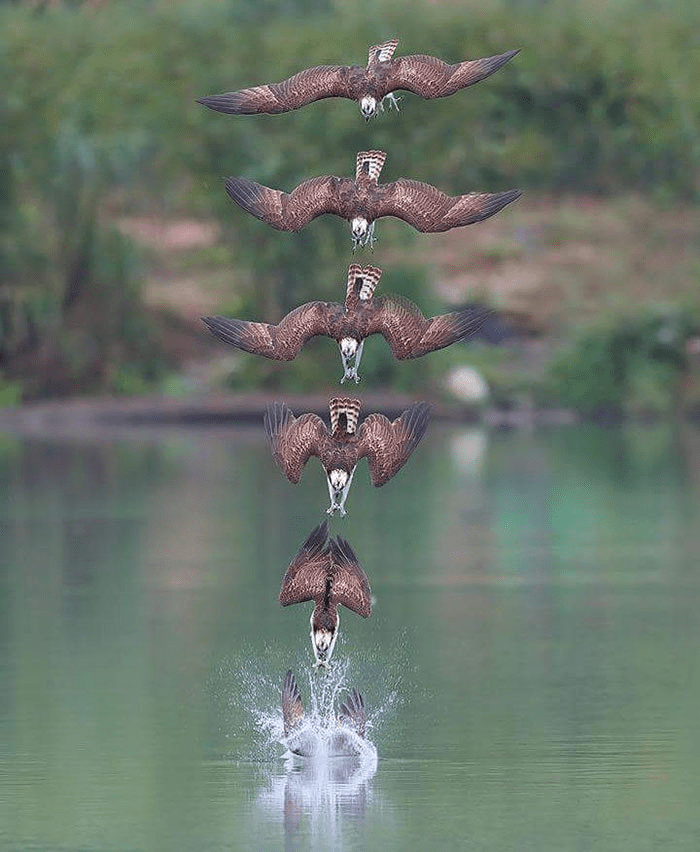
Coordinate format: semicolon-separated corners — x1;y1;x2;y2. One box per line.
198;39;519;121
202;263;493;384
279;521;371;668
225;150;520;249
264;397;431;516
282;670;367;757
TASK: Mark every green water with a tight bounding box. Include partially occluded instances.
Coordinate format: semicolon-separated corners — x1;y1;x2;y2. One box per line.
1;423;699;851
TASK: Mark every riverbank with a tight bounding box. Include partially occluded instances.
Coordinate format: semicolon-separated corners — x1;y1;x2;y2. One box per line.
0;391;579;439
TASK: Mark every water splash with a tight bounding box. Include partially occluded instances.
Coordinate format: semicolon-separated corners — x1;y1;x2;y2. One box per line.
209;637;407;762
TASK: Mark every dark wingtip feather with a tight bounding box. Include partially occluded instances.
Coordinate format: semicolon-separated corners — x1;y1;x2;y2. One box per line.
303;520;329;555
450;306;495;341
201;315;248;348
490;48;521;67
197;93;249;115
402;401;432;452
282;669;304;735
339;687;366;737
264;400;290;442
331;534;358;566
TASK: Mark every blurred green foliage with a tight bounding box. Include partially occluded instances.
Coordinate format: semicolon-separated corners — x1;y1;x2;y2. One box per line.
1;0;699;400
0;121;172;397
544;306;700;418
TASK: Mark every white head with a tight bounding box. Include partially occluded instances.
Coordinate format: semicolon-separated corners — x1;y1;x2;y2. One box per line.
360;95;377;120
329;469;350;493
351;217;369;240
340;337;359;358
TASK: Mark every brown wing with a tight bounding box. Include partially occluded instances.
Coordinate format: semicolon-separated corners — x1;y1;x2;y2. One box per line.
282;670;305;736
264;402;330;483
225;175;341;231
329;536;371;618
376;180;520;232
356;402;431;487
197;64;355;115
202;302;338;361
279;522;331;606
369;296;493;359
338;688;366;737
388;50;519;99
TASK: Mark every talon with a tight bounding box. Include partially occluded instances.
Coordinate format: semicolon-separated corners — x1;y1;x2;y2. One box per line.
353;374;360;384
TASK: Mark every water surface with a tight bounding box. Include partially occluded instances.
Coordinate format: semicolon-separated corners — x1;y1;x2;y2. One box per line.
1;423;699;851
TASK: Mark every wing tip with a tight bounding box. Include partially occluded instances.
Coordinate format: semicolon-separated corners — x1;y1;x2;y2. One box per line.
339;687;366;736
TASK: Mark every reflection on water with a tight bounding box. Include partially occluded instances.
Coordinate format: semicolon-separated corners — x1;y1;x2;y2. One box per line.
257;754;377;852
1;424;700;851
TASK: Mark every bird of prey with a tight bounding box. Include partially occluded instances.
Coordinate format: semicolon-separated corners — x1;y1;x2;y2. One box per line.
280;521;371;668
264;397;431;516
282;670;367;757
202;263;493;384
198;38;519;121
225;150;520;249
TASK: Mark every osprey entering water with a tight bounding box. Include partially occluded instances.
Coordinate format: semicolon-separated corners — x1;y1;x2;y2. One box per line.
202;263;492;384
280;521;371;668
198;39;518;120
282;670;367;757
225;150;520;249
264;397;430;516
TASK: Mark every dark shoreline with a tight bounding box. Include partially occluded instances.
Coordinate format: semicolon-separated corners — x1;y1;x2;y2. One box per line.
0;392;578;437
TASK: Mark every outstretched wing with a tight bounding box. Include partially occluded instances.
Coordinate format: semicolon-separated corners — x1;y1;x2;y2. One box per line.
376;180;520;233
225;175;340;231
282;670;305;736
197;64;355;115
338;688;366;737
329;536;371;618
202;302;338;361
389;49;519;99
356;402;431;487
264;402;330;483
370;296;493;359
279;522;331;606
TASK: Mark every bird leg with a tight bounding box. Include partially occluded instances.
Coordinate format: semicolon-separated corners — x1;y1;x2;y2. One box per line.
339;341;364;384
381;92;401;112
352;222;376;252
335;466;356;516
351;340;365;383
326;476;340;514
325;466;356;516
340;352;352;384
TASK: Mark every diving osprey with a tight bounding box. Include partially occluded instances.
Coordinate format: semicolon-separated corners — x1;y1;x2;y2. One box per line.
225;150;520;249
264;397;430;516
282;670;367;756
198;39;518;121
280;521;371;668
202;264;492;384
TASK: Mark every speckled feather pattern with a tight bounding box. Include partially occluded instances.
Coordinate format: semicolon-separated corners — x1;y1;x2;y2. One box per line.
264;400;431;487
197;42;517;116
226;153;519;235
278;521;371;618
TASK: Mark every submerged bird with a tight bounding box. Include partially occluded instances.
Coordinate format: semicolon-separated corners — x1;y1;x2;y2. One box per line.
198;39;518;121
264;397;430;516
280;521;371;668
202;263;492;384
225;150;520;249
282;669;368;756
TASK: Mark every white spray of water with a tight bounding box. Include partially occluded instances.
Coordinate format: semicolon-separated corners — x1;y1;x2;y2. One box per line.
210;641;406;762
